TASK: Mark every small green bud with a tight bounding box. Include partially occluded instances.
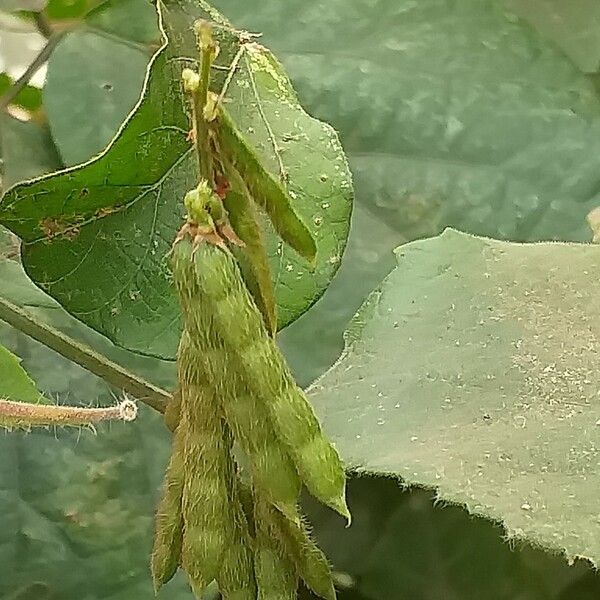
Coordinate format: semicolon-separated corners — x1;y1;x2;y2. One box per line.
184;182;216;228
203;92;219;122
182;68;200;93
194;20;214;49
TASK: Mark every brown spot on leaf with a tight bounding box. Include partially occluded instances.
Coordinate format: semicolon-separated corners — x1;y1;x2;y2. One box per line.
39;217;80;241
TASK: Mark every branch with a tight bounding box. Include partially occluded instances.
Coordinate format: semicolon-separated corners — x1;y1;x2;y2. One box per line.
0;29;65;111
33;12;53;39
0;396;138;428
0;296;171;413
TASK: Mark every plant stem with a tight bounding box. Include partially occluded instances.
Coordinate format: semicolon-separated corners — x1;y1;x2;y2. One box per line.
0;30;65;111
192;21;218;184
0;296;171;413
33;12;53;39
0;397;138;428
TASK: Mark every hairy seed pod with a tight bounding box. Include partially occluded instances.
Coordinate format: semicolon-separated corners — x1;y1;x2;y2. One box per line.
266;502;336;600
151;417;185;590
216;523;258;600
217;108;317;263
270;384;350;521
215;432;257;599
178;334;238;591
175;245;301;518
254;495;299;600
174;237;349;521
222;187;277;336
225;373;301;520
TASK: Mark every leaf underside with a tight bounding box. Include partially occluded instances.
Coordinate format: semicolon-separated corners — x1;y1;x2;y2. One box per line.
310;229;600;566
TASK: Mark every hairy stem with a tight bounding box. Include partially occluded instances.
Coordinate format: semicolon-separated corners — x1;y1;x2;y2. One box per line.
0;296;171;413
0;397;138;428
192;20;218;185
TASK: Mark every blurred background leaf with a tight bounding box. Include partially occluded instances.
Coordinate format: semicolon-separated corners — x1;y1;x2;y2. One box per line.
0;115;61;188
0;0;46;12
310;230;600;567
2;0;600;598
43;0;161;165
503;0;600;74
0;341;45;403
304;477;600;600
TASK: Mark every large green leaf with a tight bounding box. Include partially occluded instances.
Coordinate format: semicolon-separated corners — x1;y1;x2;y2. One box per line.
310;229;600;565
208;0;600;386
504;0;600;73
0;0;352;360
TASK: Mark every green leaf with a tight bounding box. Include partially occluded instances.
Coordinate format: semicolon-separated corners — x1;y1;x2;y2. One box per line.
0;116;62;189
0;254;176;391
504;0;600;73
208;0;600;387
310;229;600;565
44;0;161;165
306;477;600;600
86;0;162;45
0;0;352;360
0;343;44;404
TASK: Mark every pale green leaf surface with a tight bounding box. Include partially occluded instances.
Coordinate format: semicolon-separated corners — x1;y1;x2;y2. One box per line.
504;0;600;73
310;229;600;564
210;0;600;387
0;0;352;359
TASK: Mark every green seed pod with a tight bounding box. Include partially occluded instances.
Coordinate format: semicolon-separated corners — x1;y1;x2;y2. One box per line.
217;529;258;600
178;336;237;591
174;237;349;522
151;418;185;590
269;384;350;522
254;496;299;600
267;503;336;600
217;107;317;264
223;187;277;336
224;373;301;520
215;452;257;599
175;241;301;518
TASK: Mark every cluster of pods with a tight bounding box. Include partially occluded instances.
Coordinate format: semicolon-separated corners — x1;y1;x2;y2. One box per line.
151;192;349;599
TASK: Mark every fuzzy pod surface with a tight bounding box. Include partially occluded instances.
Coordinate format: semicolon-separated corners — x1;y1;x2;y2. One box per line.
151;418;186;590
254;495;299;600
174;236;349;520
